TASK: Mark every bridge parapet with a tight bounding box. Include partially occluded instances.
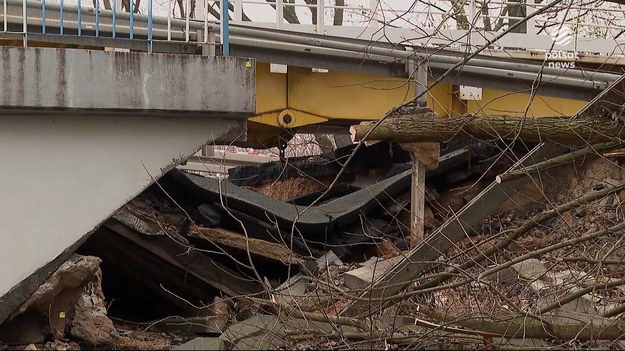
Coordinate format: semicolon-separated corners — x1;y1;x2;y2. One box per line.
0;46;255;116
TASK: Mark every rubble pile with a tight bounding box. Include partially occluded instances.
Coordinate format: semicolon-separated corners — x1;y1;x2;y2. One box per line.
8;140;625;350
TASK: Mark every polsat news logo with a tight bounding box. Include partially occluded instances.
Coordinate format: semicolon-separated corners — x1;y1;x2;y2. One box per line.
546;26;577;69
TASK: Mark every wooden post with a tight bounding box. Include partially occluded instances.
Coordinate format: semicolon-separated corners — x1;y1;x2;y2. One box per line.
409;60;428;248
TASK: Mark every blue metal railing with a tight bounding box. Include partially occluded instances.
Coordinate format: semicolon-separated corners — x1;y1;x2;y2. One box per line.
4;0;231;56
20;0;154;45
221;0;228;55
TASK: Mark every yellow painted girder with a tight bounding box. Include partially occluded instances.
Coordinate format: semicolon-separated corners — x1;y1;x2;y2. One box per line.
251;62;588;131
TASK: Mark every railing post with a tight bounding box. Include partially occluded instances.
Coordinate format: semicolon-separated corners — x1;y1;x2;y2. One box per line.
3;0;6;32
207;28;216;56
77;0;81;36
60;0;64;35
129;0;134;39
369;0;378;28
204;0;208;43
234;0;242;22
95;0;99;37
185;0;189;41
469;0;476;25
147;0;152;51
41;0;46;34
221;0;229;55
527;0;536;35
22;0;26;45
111;0;116;37
276;0;283;29
166;0;171;40
316;0;324;33
22;0;26;33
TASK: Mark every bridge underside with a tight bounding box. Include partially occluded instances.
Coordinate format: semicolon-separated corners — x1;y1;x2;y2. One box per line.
0;47;254;323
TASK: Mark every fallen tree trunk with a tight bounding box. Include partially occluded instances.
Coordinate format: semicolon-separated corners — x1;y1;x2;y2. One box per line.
350;111;625;145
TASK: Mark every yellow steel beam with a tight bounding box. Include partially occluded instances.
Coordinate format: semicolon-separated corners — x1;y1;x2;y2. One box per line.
247;62;588;147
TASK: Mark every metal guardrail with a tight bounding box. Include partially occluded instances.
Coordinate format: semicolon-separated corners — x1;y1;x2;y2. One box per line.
2;0;625;57
213;0;625;56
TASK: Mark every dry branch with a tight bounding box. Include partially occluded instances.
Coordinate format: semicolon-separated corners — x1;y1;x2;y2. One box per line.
350;112;625;145
496;141;623;183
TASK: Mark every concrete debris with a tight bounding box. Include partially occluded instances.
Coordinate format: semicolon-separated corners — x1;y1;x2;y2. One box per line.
23;344;36;351
10;255;101;319
343;256;404;290
222;314;361;350
68;269;117;346
511;259;549;281
274;251;342;305
221;314;285;350
0;255;104;346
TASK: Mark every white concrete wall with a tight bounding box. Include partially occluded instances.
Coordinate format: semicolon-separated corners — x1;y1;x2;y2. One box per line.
0;115;244;316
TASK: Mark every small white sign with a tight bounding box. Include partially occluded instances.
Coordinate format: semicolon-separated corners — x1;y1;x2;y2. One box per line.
270;63;288;74
459;85;482;100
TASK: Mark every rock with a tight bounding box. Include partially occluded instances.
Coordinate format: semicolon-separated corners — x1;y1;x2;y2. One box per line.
212;297;230;332
174;337;227;350
10;255;102;318
23;344;37;351
223;314;360;350
43;340;80;351
273;274;308;306
343;256;403;290
69;270;117;346
316;251;343;270
600;194;618;209
1;255;102;344
510;259;548;281
222;314;285;350
274;251;342;305
524;269;616;322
